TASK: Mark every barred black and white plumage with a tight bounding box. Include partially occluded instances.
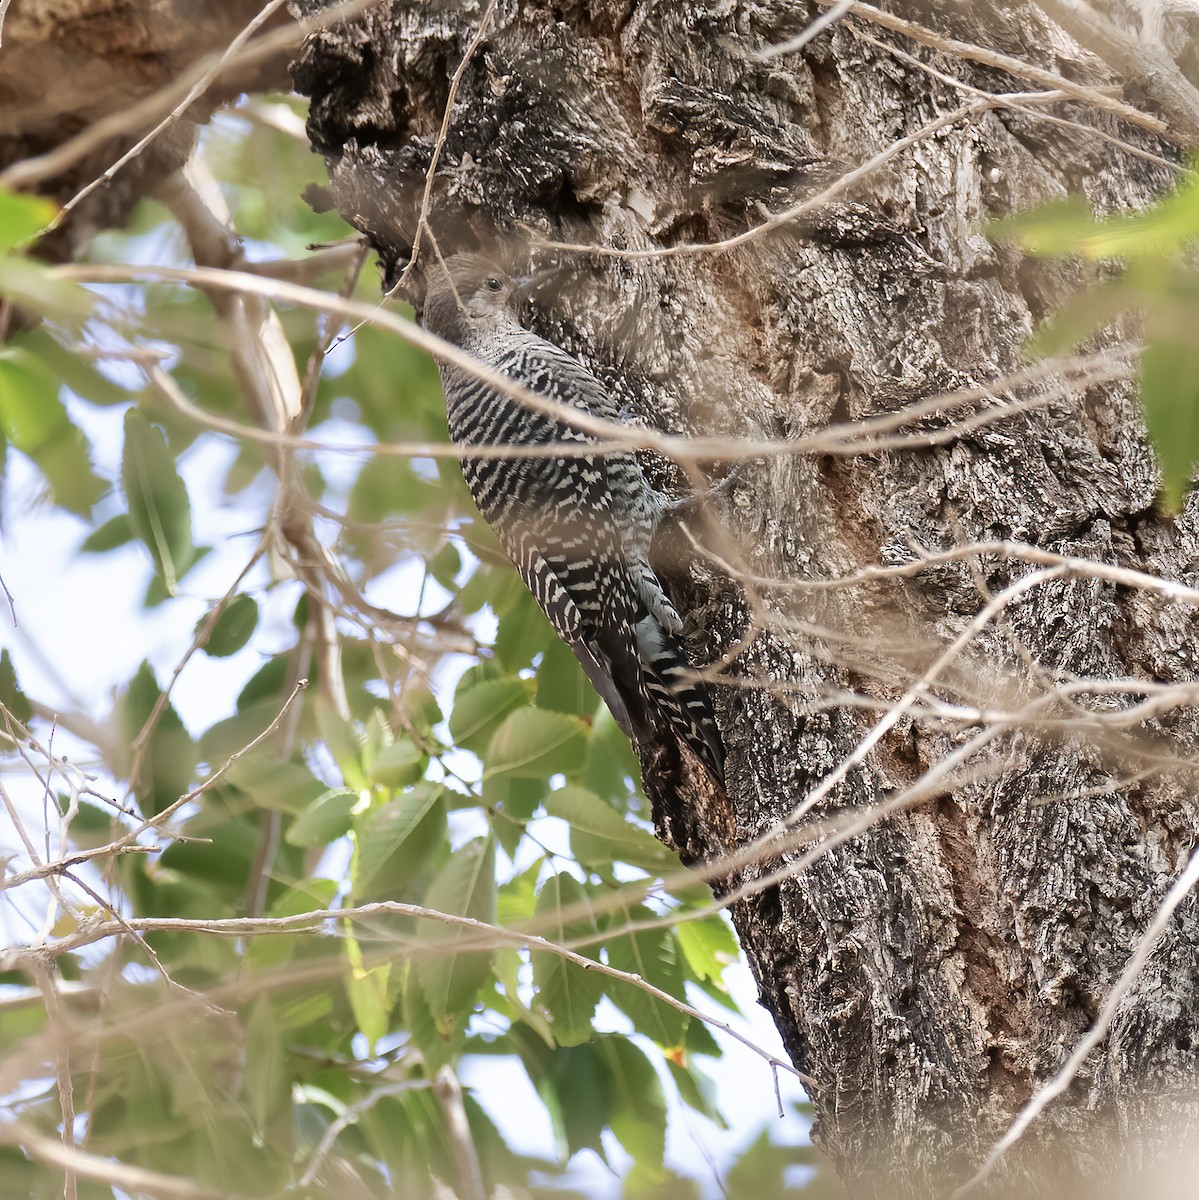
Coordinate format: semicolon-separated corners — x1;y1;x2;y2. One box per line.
421;254;725;787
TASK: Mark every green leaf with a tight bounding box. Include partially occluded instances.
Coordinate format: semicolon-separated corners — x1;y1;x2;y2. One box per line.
601;1036;667;1167
119;660;197;815
122;407;194;590
1141;338;1199;509
224;756;324;814
367;737;427;788
582;707;641;802
401;960;464;1072
494;587;555;671
248;877;338;970
14;328;130;406
80;513;134;553
544;785;670;871
675;914;740;984
0;650;32;725
415;837;497;1025
544;1042;616;1159
286;788;358;848
448;676;529;754
0;257;94;325
430;540;461;589
666;1058;726;1125
536;638;600;718
0;346;105;514
200;594;259;657
353;783;446;897
483;708;589;781
244;996;288;1133
531;871;603;1045
604;906;688;1047
0;191;56;254
346;929;393;1052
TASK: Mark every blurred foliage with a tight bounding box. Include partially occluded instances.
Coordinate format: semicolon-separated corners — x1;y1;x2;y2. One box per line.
993;166;1199;509
0;102;825;1199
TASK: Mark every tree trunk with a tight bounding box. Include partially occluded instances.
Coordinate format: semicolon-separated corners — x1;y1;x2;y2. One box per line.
291;1;1199;1194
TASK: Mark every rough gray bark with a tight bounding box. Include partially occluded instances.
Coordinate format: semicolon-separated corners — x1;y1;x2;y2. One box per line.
290;1;1199;1195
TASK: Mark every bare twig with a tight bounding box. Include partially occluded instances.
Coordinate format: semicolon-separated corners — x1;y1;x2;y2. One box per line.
5;1124;251;1200
1034;0;1199;141
433;1067;486;1200
954;843;1199;1196
32;962;76;1200
298;1080;434;1187
755;0;855;60
5;902;801;1083
397;0;500;289
850;26;1182;172
0;680;308;895
812;0;1173;141
0;0;384;196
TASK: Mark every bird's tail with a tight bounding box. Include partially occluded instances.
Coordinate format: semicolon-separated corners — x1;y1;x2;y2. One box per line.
575;610;725;788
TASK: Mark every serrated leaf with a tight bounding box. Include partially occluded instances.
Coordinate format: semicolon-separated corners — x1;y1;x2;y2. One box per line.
0;346;104;514
346;929;392;1051
415;837;497;1024
544;785;670;870
367;737;426;788
353;783;446;895
601;1036;667;1167
531;871;603;1045
448;677;529;754
122;408;194;590
401;961;464;1073
604;906;688;1047
545;1042;616;1159
675;914;740;984
286;788;357;848
484;708;589;780
200;593;259;657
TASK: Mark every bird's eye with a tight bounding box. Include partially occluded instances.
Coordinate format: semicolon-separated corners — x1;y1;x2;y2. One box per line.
484;276;503;292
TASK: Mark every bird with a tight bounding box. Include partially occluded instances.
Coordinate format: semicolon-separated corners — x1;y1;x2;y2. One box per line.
420;252;726;787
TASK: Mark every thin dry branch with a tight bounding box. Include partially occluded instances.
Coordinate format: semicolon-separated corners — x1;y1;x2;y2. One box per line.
60;258;1130;467
954;843;1199;1196
397;0;500;289
1034;0;1199;141
850;26;1182;172
4;902;801;1083
0;0;385;195
4;1124;251;1200
812;0;1174;141
0;680;307;895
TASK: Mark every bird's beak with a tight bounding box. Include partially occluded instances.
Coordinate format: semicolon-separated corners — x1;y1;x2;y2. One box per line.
514;267;556;298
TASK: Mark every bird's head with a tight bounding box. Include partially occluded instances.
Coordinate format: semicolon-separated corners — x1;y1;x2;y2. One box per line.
421;254;524;345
